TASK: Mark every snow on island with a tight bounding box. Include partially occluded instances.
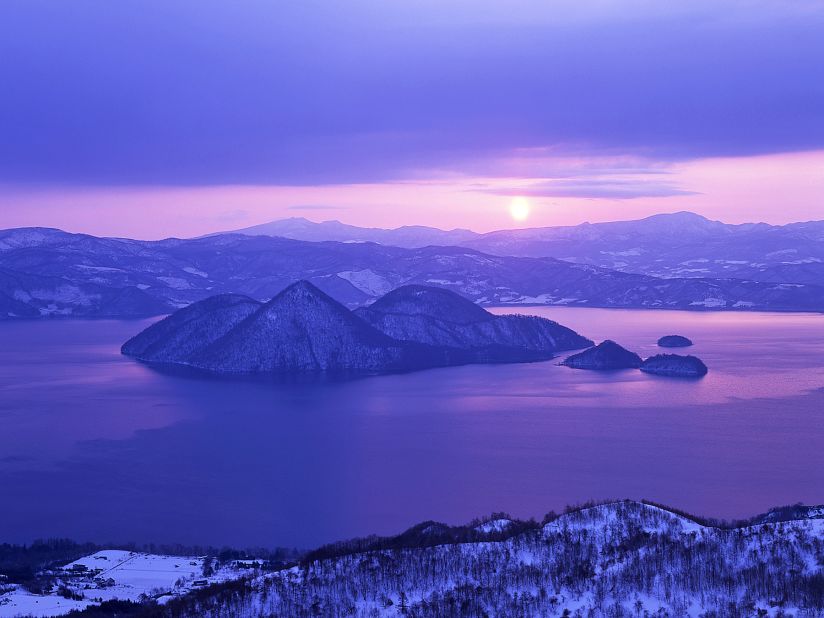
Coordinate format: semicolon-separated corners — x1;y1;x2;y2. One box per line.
122;281;592;376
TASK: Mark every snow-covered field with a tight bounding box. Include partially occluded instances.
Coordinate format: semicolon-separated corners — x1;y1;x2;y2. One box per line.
0;590;86;618
0;550;257;617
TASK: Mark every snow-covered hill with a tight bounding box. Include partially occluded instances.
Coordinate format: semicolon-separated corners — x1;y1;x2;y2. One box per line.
356;285;593;353
157;500;824;617
3;501;823;616
121;293;261;363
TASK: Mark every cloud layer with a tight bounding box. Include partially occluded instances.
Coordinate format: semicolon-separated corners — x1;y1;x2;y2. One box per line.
483;179;699;200
1;0;823;186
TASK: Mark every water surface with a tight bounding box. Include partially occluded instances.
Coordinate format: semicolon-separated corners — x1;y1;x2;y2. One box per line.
1;308;822;548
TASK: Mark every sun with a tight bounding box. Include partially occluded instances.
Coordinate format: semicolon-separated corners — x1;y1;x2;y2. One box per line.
509;197;530;222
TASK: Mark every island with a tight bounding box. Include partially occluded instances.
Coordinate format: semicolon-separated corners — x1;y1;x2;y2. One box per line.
122;281;592;375
561;340;642;370
658;334;694;347
640;354;708;377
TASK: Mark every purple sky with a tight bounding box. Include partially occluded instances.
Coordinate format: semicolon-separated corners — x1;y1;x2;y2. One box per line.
1;0;822;238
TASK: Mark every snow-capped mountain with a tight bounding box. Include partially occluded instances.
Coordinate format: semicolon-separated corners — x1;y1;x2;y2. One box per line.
356;285;593;352
149;500;824;617
3;225;824;319
467;212;824;285
220;212;824;286
122;282;592;374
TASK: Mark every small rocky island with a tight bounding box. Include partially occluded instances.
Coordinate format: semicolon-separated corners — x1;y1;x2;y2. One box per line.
657;334;694;348
561;340;642;370
563;340;709;378
122;281;593;376
641;354;708;378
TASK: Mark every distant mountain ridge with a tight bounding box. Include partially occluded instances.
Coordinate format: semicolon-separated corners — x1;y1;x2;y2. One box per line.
222;212;824;286
122;282;590;374
215;217;479;247
3;225;824;319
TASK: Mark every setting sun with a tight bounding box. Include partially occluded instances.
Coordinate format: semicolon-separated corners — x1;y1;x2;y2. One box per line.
509;197;531;222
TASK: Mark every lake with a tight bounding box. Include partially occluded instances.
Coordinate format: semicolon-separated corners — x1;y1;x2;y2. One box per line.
1;308;822;549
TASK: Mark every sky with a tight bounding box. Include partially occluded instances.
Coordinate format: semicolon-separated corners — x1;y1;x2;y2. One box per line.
0;0;822;238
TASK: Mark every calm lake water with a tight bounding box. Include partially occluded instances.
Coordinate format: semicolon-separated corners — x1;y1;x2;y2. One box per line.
1;308;823;549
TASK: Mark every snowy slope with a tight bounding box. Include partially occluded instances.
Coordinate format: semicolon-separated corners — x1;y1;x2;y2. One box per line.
121;293;262;362
4;501;824;616
163;500;824;617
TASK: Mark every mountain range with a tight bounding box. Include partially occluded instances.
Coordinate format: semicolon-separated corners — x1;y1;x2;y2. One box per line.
228;211;824;286
122;282;592;374
220;217;479;248
3;224;824;319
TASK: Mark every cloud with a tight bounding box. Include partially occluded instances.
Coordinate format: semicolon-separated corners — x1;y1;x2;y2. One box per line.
286;204;349;211
0;1;822;186
482;179;699;200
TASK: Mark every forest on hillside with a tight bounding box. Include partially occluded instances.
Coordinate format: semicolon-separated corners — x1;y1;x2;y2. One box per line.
130;502;824;618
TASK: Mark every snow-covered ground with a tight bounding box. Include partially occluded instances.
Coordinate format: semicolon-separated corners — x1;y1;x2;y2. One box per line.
0;589;87;618
168;500;824;617
0;550;258;617
474;518;513;534
3;501;824;616
336;269;395;296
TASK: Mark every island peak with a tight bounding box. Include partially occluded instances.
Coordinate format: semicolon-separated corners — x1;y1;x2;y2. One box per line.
562;340;642;370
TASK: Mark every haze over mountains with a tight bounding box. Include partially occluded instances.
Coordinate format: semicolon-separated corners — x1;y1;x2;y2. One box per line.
3;211;824;319
230;211;824;285
222;217;480;248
